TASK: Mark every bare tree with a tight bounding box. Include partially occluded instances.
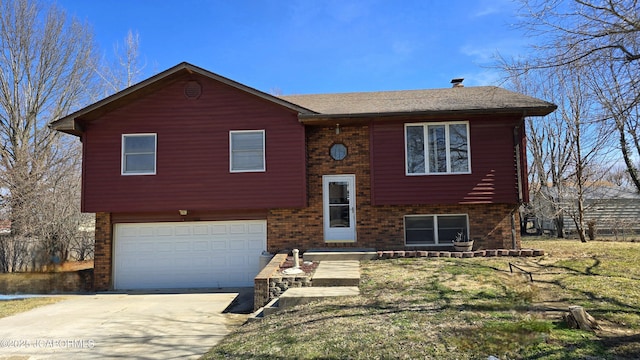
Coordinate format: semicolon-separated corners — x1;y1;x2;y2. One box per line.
0;0;97;271
604;163;637;189
504;59;615;241
94;29;145;95
514;0;640;192
586;53;640;190
0;234;29;272
564;66;615;242
518;0;639;64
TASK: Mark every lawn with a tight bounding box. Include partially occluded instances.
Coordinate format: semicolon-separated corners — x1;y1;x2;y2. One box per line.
203;239;640;360
0;297;64;319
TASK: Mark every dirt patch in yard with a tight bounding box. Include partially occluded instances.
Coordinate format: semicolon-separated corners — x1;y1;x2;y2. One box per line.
0;297;66;319
0;261;94;294
56;260;93;272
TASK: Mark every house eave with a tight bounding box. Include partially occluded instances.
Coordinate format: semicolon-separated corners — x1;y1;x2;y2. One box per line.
297;105;557;124
49;117;84;136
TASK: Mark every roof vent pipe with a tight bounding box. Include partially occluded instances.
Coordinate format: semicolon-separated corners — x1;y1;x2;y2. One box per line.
451;78;464;88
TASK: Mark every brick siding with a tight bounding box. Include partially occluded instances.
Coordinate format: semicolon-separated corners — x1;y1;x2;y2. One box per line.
268;125;521;252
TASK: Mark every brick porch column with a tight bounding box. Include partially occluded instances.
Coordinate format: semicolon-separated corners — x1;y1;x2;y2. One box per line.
94;212;112;291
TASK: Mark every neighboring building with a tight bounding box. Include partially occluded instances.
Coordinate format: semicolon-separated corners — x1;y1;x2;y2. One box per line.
525;185;640;236
50;62;556;291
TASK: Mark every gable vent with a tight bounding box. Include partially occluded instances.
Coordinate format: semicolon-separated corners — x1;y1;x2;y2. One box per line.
184;81;202;99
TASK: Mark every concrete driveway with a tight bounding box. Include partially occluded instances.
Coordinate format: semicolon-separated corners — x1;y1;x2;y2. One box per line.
0;290;250;359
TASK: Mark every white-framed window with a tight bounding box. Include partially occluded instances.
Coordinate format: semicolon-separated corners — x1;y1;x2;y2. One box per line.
122;133;157;175
405;121;470;175
230;130;265;172
404;214;469;246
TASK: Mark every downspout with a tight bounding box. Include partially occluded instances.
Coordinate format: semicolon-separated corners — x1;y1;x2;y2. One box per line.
514;123;524;204
512;116;525;250
511;210;518;250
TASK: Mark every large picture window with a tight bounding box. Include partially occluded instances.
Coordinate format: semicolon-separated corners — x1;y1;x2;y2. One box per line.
122;134;156;175
404;214;468;246
230;130;265;172
405;122;470;175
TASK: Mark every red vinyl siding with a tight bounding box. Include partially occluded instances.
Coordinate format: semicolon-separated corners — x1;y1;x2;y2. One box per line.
80;73;306;213
371;116;522;205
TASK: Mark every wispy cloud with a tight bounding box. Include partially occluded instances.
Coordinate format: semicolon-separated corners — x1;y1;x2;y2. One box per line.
391;40;416;57
460;37;530;65
329;1;370;23
461;69;507;86
460;44;498;64
288;0;371;26
471;0;518;18
473;6;501;17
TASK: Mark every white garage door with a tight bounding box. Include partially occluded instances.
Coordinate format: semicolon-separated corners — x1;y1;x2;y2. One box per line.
113;220;267;290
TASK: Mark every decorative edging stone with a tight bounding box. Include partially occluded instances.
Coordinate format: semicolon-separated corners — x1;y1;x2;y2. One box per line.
268;275;312;299
375;248;545;259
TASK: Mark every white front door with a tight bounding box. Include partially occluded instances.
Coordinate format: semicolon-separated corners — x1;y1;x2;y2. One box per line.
323;175;356;242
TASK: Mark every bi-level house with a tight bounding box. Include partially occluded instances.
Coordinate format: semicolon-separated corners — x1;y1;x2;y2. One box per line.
51;63;556;291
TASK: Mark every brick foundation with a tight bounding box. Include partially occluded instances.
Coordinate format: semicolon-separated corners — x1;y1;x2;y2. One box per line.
269;203;520;252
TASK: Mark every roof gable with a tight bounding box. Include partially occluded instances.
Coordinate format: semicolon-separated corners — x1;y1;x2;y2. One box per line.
50;62;315;136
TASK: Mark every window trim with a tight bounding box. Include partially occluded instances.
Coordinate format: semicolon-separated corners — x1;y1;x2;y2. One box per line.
404;121;471;176
404;214;469;246
229;130;266;173
121;133;157;176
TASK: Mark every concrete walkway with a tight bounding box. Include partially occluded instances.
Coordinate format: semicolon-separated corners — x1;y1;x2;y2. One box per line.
269;260;361;312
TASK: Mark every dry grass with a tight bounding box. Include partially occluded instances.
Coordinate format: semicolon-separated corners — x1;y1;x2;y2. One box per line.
0;297;65;319
203;239;640;359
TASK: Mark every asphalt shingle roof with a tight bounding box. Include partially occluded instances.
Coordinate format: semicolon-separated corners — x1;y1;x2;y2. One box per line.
279;86;556;118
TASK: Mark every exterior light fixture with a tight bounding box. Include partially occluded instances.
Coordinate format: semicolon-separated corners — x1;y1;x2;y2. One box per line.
335;123;340;134
178;210;188;216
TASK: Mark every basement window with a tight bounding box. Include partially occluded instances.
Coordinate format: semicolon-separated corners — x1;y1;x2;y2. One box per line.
404;214;468;246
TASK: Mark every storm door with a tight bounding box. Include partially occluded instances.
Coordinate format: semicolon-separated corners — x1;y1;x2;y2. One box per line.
322;175;356;242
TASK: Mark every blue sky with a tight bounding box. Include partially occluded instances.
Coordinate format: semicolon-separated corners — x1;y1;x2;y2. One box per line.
57;0;529;95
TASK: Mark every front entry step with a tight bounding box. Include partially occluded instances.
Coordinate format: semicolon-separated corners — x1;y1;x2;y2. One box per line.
249;286;360;321
249;256;363;321
279;286;360;309
312;260;360;287
303;248;377;261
